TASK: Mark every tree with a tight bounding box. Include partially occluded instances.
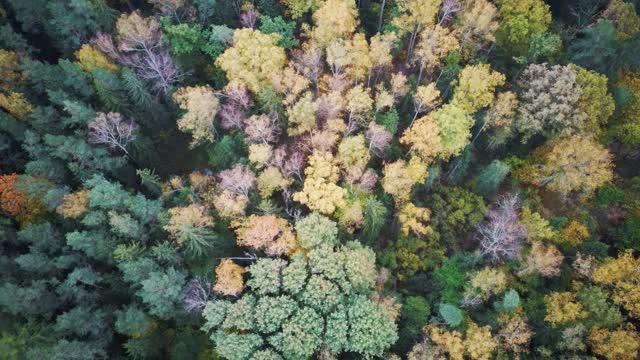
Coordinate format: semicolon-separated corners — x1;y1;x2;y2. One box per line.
568;21;620;76
544;292;588;327
431;104;474;159
382;157;428;204
497;310;533;354
464;322;498;360
213;260;246;296
452;64;505;113
517;135;613;198
56;190;89;219
216;28;286;93
137;267;187;319
287;91;318;136
588;326;640;360
366;122;392;157
234;214;297;256
173;85;220;147
515;64;586;141
93;11;179;94
259;15;299;48
295;212;339;249
75;44;118;73
475;194;526;262
201;241;397;359
293;151;346;215
412;25;459;81
281;0;320;19
494;0;552;54
164;204;216;257
458;0;499;45
401;114;442;163
310;0;359;48
87;112;137;155
571;64;615;134
592;251;640;319
601;0;640;40
392;0;442;62
475;160;510;197
519;241;564;277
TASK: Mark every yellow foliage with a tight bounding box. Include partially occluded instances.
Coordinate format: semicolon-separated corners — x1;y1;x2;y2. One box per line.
56;190;89;219
346;84;374;125
400;114;442;163
293;151;346;214
588;325;640;360
486;91;518;129
520;207;556;242
390;72;410;98
216;28;286;93
392;0;442;32
287;91;318;136
592;251;640;318
520;241;564;278
337;135;370;179
0;92;33;120
311;0;359;47
382;157;427;204
0;49;23;91
413;25;459;73
211;190;249;219
398;203;432;237
173;85;220;146
558;220;589;247
75;44;119;73
234;214;297;256
452;64;506;113
497;310;533;354
470;267;507;300
339;200;364;233
517;135;614;198
347;33;372;82
164;205;215;244
213;259;246;296
248;143;273;169
270;66;310;106
257;166;291;198
464;322;498;360
544;292;587;327
427;325;465;360
369;32;397;70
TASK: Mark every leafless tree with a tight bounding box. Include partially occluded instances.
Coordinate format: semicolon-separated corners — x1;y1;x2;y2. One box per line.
292;46;324;85
475;193;527;263
92;12;180;95
239;8;260;28
88;112;137;155
438;0;463;26
244;114;280;143
183;278;211;313
366;122;392;157
358;169;379;192
219;103;247;130
216;164;256;196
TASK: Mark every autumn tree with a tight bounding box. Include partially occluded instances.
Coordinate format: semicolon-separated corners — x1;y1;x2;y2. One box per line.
164;204;216;256
588;325;640;360
515;64;586;141
293;151;346;215
213;260;246;296
544;292;588;327
452;64;505;113
592;251;640;318
519;241;564;277
494;0;552;54
382;157;428;204
216;28;286;93
173;86;219;146
234;214;297;256
75;44;119;73
516;135;613;198
400;114;442;163
310;0;359;48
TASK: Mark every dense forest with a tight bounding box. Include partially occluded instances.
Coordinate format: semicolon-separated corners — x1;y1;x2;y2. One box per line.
1;0;640;359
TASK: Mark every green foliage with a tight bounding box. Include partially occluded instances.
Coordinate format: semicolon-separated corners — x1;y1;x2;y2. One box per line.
138;268;187;319
475;160;510;198
363;196;388;243
377;108;399;134
259;16;299;49
568;21;620;76
399;296;431;340
439;303;463;327
295;212;338;249
577;286;624;330
495;289;520;312
430;187;487;249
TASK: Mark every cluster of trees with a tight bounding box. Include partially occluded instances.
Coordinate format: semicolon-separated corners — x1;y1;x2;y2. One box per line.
1;0;640;359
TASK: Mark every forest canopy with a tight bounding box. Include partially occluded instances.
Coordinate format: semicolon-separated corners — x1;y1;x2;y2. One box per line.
1;0;640;359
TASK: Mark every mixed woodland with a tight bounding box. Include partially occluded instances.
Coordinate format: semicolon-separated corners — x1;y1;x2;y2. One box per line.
2;0;640;359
